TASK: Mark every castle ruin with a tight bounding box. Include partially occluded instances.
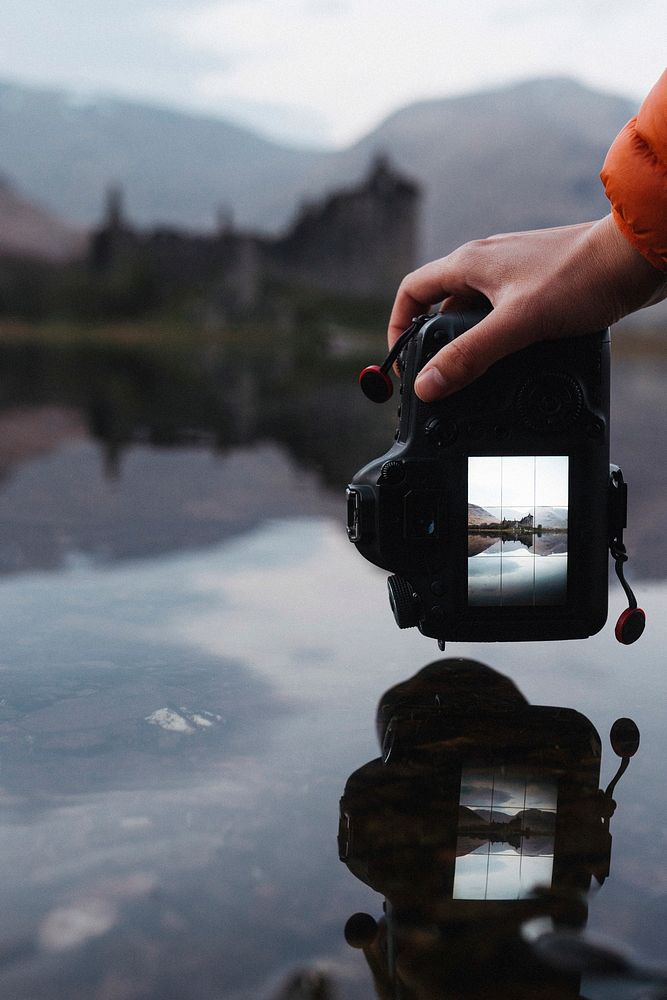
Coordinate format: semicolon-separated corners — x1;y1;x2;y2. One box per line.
89;157;420;318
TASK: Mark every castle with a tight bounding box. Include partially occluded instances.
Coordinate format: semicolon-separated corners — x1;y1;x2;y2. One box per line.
89;157;420;320
501;513;534;530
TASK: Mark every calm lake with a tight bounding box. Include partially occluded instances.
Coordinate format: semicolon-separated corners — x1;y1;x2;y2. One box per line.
0;336;665;999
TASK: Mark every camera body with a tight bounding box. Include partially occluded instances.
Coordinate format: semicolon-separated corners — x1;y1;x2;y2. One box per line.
347;309;612;642
339;660;612;909
339;660;639;997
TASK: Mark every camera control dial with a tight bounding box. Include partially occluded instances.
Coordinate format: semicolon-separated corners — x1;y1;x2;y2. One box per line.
517;372;584;432
387;575;420;629
379;461;405;484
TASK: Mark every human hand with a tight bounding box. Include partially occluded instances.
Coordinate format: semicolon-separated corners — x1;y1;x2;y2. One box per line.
388;214;667;402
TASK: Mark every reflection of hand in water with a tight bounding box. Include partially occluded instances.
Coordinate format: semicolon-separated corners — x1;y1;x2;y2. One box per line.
340;658;639;1000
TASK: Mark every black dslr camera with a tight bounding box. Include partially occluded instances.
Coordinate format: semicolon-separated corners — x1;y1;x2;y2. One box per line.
347;310;644;645
339;659;640;1000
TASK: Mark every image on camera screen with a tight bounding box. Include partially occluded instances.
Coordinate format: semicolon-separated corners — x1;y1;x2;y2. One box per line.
452;763;557;900
467;456;568;606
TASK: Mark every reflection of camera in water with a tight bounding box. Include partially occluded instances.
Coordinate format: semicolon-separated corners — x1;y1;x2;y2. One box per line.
339;659;640;999
347;310;644;644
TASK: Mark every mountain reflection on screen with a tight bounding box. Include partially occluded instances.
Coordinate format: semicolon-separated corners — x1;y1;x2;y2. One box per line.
453;763;557;900
467;456;569;606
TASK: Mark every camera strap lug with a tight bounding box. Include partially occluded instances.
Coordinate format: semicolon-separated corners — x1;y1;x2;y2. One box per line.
359;314;433;402
608;467;645;643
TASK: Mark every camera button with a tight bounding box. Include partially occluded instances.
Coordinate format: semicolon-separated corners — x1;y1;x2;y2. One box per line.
464;420;484;440
424;417;457;447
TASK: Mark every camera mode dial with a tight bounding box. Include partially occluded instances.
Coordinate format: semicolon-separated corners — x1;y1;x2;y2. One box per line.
517;372;583;432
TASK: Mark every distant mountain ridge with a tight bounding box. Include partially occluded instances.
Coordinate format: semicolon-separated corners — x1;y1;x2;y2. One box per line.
468;504;500;526
309;77;638;259
0;76;637;263
485;507;568;529
468;505;568;529
0;80;320;236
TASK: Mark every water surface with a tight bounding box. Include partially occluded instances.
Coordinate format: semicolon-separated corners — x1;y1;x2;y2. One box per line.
0;341;665;998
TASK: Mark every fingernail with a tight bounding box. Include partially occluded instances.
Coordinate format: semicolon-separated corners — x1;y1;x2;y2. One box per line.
415;367;447;401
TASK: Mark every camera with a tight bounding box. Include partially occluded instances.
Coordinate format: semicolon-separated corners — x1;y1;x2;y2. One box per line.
347;309;643;644
339;659;640;999
340;659;638;908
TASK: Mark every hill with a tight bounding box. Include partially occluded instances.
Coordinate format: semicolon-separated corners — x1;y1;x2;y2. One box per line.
493;507;568;528
317;77;637;258
0;77;637;262
0;80;319;234
0;175;84;261
467;504;500;526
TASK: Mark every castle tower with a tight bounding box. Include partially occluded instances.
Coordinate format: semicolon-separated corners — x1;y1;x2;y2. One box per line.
104;185;125;232
268;155;421;298
89;184;135;271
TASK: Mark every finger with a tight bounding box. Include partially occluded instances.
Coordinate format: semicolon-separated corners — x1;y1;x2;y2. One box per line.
387;285;438;351
439;292;488;313
439;295;458;312
413;308;535;402
387;257;477;349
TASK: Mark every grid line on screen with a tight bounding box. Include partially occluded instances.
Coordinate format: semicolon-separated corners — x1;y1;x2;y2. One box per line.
453;765;557;900
467;456;569;607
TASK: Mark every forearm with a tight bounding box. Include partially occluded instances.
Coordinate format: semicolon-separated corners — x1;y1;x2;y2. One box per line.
585;214;667;317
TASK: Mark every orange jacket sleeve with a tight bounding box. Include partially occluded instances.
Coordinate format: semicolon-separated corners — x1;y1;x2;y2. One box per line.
600;70;667;272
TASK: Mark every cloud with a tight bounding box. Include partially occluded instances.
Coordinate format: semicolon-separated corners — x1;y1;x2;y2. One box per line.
162;0;664;144
0;0;232;105
1;0;664;146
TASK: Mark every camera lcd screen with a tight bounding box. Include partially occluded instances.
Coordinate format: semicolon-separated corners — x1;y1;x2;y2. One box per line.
467;456;569;606
452;764;557;900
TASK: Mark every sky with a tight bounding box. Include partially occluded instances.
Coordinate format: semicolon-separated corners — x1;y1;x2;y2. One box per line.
468;457;569;510
1;0;665;147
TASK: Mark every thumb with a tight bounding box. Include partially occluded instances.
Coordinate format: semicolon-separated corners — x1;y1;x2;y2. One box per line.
414;308;533;401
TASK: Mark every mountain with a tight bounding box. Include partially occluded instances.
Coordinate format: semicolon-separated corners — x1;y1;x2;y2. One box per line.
330;77;637;259
0;77;637;262
533;507;568;529
510;808;556;835
0;175;84;261
467;504;500;526
491;507;567;529
468;505;568;529
0;80;320;234
465;809;513;824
